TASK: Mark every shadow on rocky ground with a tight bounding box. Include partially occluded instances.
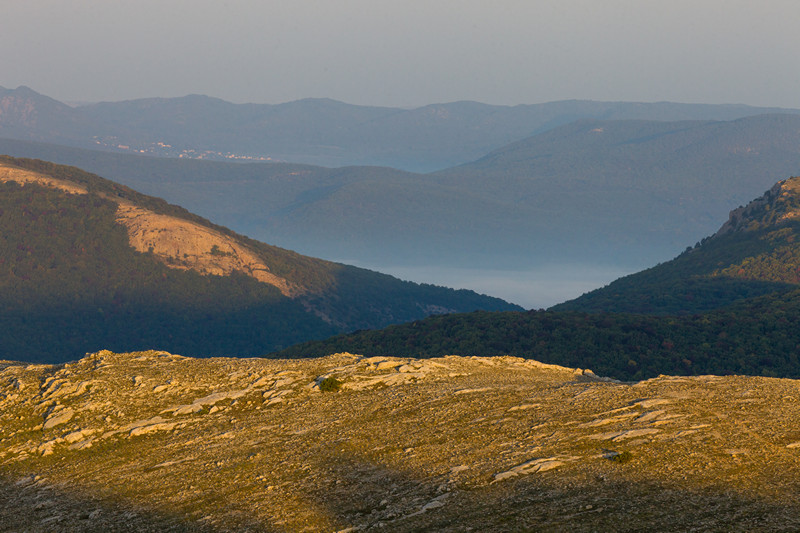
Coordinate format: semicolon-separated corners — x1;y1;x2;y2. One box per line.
4;451;800;532
300;450;800;532
0;473;224;533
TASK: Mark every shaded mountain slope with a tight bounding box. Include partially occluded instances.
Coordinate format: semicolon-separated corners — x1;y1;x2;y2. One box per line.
0;157;519;364
432;115;800;264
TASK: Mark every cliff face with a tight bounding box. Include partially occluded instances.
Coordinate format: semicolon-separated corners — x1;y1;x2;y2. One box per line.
714;176;800;237
2;351;800;531
115;203;296;296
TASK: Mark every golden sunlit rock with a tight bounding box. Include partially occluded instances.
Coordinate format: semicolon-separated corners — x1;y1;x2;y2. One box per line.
2;351;800;531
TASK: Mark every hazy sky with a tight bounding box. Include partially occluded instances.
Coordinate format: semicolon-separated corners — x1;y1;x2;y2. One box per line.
3;0;800;108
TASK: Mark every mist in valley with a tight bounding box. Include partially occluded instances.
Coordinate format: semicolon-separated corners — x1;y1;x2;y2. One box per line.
336;261;636;310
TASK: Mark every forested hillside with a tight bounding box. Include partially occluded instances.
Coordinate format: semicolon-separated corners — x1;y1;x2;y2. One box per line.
269;290;800;381
0;157;519;363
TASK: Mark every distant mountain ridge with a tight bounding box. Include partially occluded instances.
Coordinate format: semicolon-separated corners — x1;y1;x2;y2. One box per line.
0;157;519;364
6;113;800;275
5;87;800;299
3;85;800;171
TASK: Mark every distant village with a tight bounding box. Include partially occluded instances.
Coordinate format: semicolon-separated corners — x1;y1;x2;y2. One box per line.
93;137;275;162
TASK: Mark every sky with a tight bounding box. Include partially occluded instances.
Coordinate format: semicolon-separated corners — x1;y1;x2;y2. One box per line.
3;0;800;109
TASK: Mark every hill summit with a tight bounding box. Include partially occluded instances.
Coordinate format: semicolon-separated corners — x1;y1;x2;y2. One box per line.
714;176;800;238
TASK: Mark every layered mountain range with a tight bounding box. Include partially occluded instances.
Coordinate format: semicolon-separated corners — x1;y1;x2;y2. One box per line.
4;87;800;280
4;88;800;530
0;157;517;364
4;85;799;171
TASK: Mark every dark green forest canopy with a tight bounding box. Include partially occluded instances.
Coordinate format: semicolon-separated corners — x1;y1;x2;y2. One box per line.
268;288;800;382
0;177;333;362
270;184;800;381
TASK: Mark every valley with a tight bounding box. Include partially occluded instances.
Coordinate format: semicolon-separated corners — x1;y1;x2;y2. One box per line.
269;175;800;381
4;88;800;530
339;263;634;310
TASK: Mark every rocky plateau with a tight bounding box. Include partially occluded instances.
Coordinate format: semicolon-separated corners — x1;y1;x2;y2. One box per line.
2;351;800;531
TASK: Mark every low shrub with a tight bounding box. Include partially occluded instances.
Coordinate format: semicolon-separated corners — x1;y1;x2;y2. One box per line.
318;377;342;392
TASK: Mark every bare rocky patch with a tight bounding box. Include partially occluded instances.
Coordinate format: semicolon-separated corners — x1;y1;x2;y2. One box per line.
0;164;88;195
115;203;296;295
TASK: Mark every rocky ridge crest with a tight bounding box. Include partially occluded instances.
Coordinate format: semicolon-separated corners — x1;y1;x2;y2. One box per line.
715;176;800;237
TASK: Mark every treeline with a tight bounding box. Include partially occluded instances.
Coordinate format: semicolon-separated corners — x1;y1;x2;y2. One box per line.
268;288;800;381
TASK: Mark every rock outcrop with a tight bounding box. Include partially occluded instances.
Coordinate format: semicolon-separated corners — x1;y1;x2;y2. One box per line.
715;176;800;237
115;203;295;296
